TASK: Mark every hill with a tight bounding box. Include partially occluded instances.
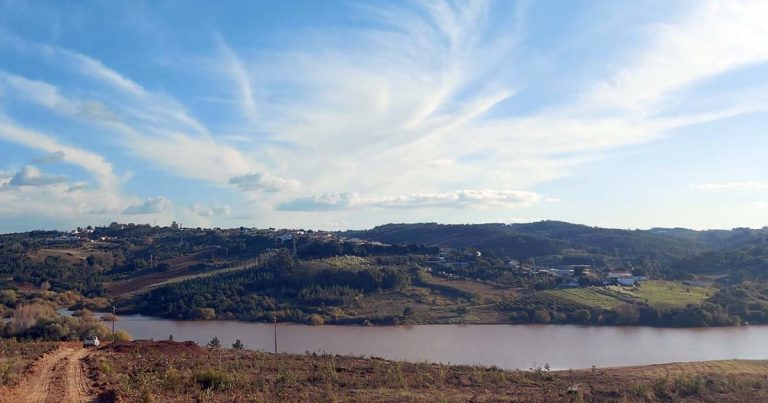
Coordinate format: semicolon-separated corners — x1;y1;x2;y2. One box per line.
346;221;710;266
5;339;768;402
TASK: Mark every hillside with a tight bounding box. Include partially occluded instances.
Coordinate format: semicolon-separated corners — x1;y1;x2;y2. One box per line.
4;339;768;402
4;221;768;329
346;221;707;265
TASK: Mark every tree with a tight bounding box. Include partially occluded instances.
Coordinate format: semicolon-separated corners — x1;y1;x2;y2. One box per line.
532;308;551;323
207;336;221;349
196;308;216;320
616;303;640;324
168;334;174;342
232;339;245;350
307;314;325;325
573;309;591;324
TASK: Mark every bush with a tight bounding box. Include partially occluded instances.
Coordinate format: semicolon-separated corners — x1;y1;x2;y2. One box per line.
531;308;551;323
206;337;221;349
100;313;117;322
72;309;93;318
195;308;216;320
194;368;228;390
307;314;325;325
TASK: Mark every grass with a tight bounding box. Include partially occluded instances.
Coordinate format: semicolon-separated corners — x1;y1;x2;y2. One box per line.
544;288;625;309
89;340;768;402
315;256;375;270
543;281;716;311
0;339;58;387
631;280;716;308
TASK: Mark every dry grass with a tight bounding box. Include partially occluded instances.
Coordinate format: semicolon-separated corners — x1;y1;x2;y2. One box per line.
0;339;59;387
545;288;625;309
90;340;768;402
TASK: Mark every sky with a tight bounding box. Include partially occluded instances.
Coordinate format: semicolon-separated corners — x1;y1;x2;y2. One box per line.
1;0;768;232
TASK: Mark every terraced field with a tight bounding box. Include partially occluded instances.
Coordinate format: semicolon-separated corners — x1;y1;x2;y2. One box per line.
544;288;626;309
542;281;716;311
631;280;716;308
497;293;589;312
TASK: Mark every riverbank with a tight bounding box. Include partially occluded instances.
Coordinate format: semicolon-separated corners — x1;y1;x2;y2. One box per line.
82;310;768;370
74;340;768;402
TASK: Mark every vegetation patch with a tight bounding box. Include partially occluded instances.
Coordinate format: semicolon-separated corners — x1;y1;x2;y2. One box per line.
544;288;625;309
632;280;715;308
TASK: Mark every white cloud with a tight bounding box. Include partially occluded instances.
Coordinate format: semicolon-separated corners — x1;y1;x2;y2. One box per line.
692;182;768;190
32;150;66;164
277;192;362;211
61;49;146;96
123;196;173;215
8;165;67;187
2;0;768;229
215;33;258;122
229;172;301;193
588;1;768;112
189;203;232;217
0;120;119;190
0;67;258;184
374;189;542;209
277;189;543;211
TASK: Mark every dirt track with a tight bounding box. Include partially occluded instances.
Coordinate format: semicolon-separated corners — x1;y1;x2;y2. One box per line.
1;346;96;403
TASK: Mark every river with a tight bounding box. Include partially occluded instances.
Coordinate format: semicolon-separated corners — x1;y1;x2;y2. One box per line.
75;311;768;370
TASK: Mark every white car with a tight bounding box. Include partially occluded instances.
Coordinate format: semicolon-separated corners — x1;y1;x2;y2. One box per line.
83;335;100;347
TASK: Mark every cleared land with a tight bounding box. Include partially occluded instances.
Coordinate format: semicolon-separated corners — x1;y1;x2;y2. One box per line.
545;281;715;311
631;280;716;308
544;287;626;309
88;340;768;402
0;342;98;403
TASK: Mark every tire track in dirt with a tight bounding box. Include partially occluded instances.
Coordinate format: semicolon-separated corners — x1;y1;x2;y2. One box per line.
64;348;95;403
1;345;96;403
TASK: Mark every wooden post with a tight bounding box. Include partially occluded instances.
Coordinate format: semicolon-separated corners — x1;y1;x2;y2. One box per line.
273;317;278;354
112;305;116;342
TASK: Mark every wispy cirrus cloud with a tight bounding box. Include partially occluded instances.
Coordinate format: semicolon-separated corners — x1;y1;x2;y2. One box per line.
32;150;66;164
1;0;768;230
691;182;768;190
588;1;768;112
0;120;120;190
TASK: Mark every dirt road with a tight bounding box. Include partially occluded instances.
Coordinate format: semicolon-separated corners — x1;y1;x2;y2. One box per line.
1;345;97;403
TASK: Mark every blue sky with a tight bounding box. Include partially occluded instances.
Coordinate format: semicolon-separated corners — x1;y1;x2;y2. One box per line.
1;0;768;232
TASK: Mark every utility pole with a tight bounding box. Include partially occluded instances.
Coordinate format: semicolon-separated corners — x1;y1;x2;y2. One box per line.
112;305;116;342
273;316;278;354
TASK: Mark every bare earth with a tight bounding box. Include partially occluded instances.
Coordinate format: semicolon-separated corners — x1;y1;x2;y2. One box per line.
1;345;96;403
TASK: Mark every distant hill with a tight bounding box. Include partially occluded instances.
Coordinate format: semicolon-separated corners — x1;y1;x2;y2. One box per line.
669;235;768;280
344;221;768;268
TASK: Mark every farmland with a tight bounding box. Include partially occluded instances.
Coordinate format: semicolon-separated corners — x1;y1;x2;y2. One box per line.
544;281;715;310
544;288;626;309
631;280;716;308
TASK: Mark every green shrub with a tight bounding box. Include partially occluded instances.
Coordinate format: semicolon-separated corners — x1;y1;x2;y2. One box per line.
195;368;229;390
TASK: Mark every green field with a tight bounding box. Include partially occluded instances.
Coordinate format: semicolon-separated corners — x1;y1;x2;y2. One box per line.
630;280;716;308
544;281;715;310
544;288;625;309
